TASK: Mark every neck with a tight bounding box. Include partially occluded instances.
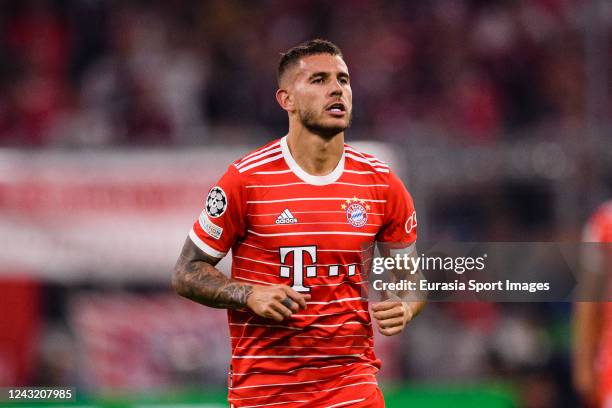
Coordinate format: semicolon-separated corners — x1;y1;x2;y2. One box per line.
286;125;344;176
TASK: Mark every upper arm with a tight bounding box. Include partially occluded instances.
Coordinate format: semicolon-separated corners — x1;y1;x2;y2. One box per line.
176;236;222;268
189;164;247;259
172;237;222;295
377;170;417;247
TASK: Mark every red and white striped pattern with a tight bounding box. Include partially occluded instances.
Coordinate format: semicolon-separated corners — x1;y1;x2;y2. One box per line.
235;141;284;173
190;136;417;407
344;145;390;173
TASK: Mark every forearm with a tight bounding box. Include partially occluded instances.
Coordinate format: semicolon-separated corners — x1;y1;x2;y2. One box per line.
386;267;427;307
172;258;253;309
380;244;427;304
391;258;427;319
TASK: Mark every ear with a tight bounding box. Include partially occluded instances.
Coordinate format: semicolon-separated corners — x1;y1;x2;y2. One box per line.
276;88;294;113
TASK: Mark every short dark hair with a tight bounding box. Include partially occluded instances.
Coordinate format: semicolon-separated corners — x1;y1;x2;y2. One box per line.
277;39;343;85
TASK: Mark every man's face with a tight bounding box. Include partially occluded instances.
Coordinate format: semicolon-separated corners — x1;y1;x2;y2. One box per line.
285;54;352;138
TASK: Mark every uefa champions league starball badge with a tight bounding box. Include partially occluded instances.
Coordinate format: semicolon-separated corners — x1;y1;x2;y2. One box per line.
206;186;227;218
341;197;370;228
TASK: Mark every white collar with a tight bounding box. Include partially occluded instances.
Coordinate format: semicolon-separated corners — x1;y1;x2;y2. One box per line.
280;135;345;186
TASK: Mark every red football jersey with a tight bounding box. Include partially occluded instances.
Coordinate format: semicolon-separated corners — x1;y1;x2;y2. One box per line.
584;201;612;406
190;136;417;408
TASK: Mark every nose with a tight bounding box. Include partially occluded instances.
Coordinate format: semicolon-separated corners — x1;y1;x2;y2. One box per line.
329;80;343;97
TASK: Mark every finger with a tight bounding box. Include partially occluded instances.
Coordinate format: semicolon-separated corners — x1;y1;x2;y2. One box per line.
281;297;299;313
378;325;402;336
264;308;285;322
283;286;309;310
373;307;404;321
371;301;400;312
271;301;293;319
282;286;307;309
376;316;405;329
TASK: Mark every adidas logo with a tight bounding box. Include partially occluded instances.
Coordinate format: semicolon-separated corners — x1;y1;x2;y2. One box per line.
276;209;298;224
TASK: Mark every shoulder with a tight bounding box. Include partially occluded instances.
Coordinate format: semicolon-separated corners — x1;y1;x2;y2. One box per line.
343;143;411;193
231;138;286;176
343;143;391;176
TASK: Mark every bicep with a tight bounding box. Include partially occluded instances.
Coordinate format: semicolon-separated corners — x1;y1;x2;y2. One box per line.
378;171;417;245
189;165;246;258
177;237;222;268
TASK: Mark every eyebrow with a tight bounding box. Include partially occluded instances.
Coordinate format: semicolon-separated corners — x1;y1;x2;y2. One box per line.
308;71;350;80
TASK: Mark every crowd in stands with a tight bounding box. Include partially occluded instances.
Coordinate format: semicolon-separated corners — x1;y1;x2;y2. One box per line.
1;3;608;407
0;0;601;147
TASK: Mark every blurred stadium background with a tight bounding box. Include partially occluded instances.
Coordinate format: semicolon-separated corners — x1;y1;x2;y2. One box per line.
1;0;611;407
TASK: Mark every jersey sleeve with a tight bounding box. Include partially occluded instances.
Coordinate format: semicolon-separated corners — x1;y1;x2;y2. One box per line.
189;164;246;259
377;170;417;248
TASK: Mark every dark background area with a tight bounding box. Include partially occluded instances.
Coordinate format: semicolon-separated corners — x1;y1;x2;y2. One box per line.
0;1;611;407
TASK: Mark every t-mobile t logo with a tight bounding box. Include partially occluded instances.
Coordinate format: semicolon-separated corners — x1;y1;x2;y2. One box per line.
279;246;317;292
279;245;358;292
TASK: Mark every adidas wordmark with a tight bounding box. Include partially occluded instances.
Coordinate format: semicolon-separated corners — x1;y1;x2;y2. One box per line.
275;209;298;224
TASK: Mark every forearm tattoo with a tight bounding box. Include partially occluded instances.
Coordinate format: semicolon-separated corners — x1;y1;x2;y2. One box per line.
172;239;253;309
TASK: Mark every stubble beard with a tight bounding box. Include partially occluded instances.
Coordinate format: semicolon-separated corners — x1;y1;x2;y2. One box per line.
299;108;352;140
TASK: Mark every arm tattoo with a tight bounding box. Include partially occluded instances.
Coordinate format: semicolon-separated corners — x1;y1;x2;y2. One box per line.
172;238;253;309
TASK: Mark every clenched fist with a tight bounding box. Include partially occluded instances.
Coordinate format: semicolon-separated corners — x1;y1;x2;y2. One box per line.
371;301;422;336
246;284;311;322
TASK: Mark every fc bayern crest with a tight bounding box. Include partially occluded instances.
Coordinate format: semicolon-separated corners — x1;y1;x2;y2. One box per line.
341;197;370;228
206;186;227;218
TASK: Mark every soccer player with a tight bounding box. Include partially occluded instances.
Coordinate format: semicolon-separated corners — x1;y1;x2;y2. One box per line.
172;39;424;408
574;201;612;408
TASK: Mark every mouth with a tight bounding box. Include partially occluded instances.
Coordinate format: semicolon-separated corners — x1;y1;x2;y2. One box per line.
325;102;346;117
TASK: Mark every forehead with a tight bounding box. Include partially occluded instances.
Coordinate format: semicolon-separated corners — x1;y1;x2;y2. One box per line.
294;54;349;78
